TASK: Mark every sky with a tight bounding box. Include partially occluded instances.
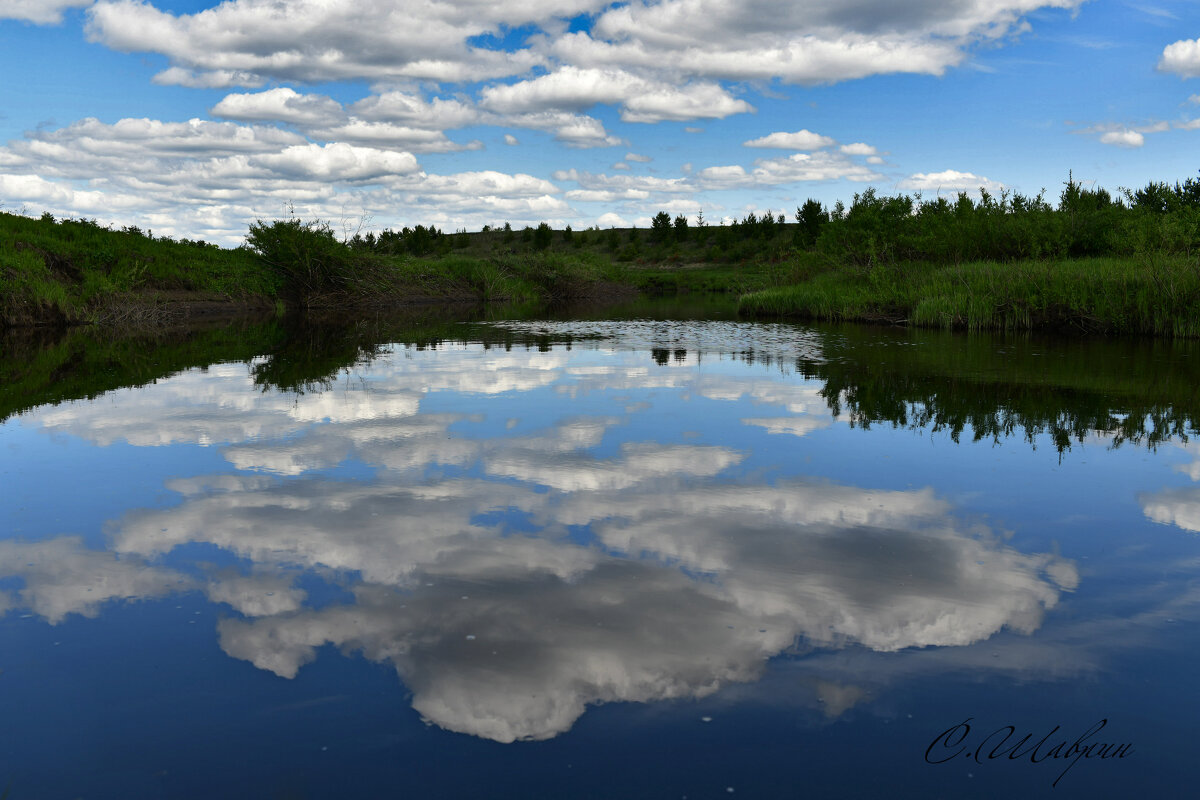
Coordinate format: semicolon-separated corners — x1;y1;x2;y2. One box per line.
0;0;1198;245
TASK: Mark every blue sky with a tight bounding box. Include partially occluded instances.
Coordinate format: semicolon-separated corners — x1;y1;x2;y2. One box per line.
0;0;1198;243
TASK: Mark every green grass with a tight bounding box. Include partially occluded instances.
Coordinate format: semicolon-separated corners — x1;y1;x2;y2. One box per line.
8;195;1200;339
739;255;1200;337
1;211;280;325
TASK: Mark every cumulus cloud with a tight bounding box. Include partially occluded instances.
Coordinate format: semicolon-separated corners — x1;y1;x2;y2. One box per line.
742;416;831;437
743;130;836;150
108;457;1076;742
840;142;878;156
85;0;553;85
0;537;190;624
80;0;1080;96
0;0;92;25
620;82;753;123
1099;129;1145;148
348;91;482;130
898;169;1005;192
1072;120;1171;148
151;66;264;89
6;0;1085;237
307;121;484;154
0;112;578;240
480;67;751;124
1159;37;1200;77
211;88;345;127
1141;487;1200;532
694;151;881;188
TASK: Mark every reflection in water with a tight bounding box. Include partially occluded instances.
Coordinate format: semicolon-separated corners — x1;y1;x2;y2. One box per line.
102;453;1078;742
2;322;1096;745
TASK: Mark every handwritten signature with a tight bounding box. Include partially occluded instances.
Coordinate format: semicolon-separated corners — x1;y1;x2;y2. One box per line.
925;718;1133;787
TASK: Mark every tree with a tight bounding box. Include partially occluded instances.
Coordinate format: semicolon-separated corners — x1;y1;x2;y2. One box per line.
533;221;553;250
673;214;689;241
651;210;672;242
795;199;827;247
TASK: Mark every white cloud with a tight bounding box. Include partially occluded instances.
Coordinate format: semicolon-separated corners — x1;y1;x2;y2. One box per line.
0;113;580;240
840;142;878;156
308;121;483;154
151;66;264;89
480;66;641;114
1073;120;1170;148
625;152;652;163
693;151;881;188
348;91;482;130
898;169;1005;192
85;0;553;85
595;211;630;227
1098;129;1145;148
25;116;306;157
80;0;1083;96
0;537;189;624
211;88;345;127
1141;487;1200;532
480;66;751;124
620;82;753;123
744;130;836;150
253;143;420;182
504;134;519;145
502;111;623;148
0;0;92;25
1159;37;1200;77
742;416;831;438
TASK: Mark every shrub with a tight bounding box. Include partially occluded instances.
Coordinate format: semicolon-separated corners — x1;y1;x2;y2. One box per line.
245;218;355;296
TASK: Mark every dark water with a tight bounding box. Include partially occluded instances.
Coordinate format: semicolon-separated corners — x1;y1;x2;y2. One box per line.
1;308;1197;798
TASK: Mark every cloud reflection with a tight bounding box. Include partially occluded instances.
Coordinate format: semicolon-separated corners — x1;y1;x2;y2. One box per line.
6;329;1084;743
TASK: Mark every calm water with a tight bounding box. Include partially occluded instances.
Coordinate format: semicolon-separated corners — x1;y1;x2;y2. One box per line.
1;310;1197;798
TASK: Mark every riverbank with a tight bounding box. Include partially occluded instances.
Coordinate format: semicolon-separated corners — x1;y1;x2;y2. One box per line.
737;254;1200;337
5;171;1200;336
0;211;775;328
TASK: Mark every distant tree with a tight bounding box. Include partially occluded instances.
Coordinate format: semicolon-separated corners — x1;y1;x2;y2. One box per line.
673;214;689;241
651;211;672;242
795;199;827;247
533;221;553;250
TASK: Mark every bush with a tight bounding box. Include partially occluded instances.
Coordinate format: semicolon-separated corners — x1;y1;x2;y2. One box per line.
245;218;356;296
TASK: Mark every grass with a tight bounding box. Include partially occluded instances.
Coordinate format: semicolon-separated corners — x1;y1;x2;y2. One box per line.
1;211;279;325
739;255;1200;337
6;174;1200;339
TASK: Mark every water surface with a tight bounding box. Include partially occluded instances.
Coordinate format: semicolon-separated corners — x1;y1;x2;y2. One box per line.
1;312;1196;798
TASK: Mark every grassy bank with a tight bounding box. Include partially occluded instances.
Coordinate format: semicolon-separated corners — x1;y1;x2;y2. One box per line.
0;212;788;328
738;254;1200;336
5;172;1200;335
0;212;280;326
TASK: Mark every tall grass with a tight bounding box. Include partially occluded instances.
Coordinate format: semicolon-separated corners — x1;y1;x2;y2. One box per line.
1;211;278;325
740;255;1200;336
